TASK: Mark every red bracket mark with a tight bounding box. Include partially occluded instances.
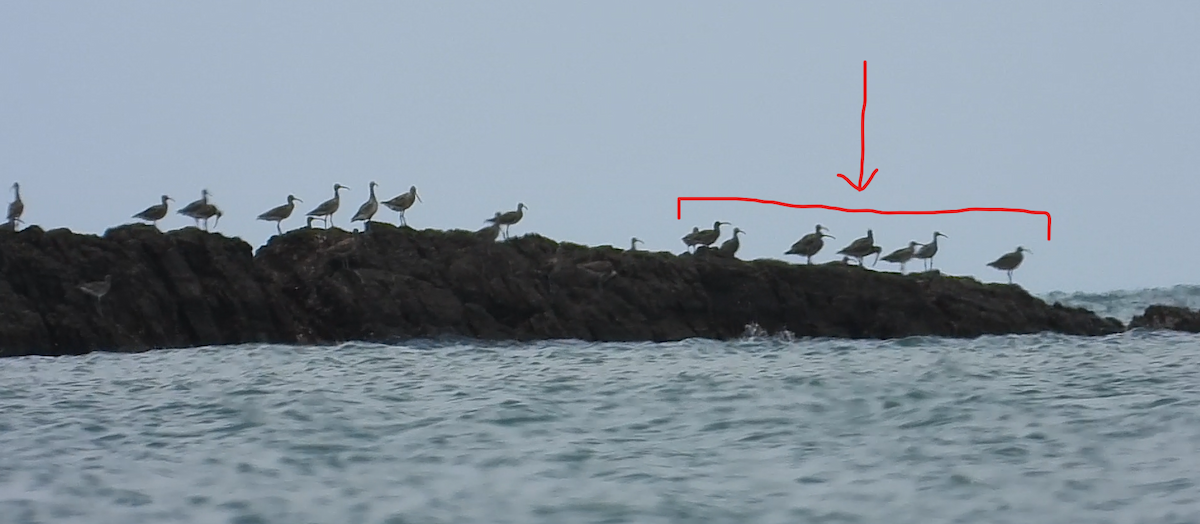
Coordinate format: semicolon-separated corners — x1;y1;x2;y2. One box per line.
676;197;1052;240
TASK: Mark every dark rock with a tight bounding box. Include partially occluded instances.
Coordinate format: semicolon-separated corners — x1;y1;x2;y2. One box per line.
1;223;1127;357
1129;305;1200;332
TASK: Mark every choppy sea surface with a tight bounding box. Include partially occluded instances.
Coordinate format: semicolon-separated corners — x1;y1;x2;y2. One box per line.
2;290;1200;524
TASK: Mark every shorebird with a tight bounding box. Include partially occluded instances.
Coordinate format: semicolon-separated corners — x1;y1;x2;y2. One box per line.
176;189;211;227
987;246;1030;284
178;203;209;229
79;274;112;314
258;195;303;235
382;185;421;227
132;195;173;228
475;220;502;242
307;184;349;228
192;203;223;231
630;237;644;251
577;260;618;291
913;231;947;271
681;226;702;253
0;218;22;232
693;221;730;249
7;182;23;225
785;224;835;264
880;241;922;273
717;228;744;258
491;203;528;239
351;181;379;225
838;230;880;266
865;246;883;267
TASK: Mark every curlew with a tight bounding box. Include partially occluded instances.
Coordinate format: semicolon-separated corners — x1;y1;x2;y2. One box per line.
258;195;303;235
692;221;730;249
176;189;211;227
306;184;349;228
717;228;745;258
630;237;644;251
192;203;223;231
351;181;380;225
133;195;173;228
0;218;22;232
577;260;618;291
840;229;874;254
382;185;421;227
681;226;702;253
79;274;113;314
837;230;880;267
491;203;528;239
475;220;502;242
880;241;922;273
913;231;948;271
987;246;1030;284
785;224;835;264
7;182;23;225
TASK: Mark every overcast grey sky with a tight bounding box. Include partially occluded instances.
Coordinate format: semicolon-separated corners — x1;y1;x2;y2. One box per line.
1;2;1197;293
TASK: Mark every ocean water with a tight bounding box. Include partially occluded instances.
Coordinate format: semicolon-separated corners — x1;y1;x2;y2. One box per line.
1041;284;1200;324
2;293;1200;524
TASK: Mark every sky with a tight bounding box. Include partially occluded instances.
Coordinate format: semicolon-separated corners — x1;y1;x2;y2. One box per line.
1;2;1197;294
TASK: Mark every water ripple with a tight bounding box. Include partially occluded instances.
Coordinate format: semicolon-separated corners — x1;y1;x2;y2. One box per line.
2;332;1200;523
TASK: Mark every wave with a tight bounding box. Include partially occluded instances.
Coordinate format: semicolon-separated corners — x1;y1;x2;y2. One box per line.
1040;285;1200;323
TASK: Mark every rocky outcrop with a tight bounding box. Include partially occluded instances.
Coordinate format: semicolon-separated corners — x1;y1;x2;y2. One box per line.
0;223;1127;357
1129;305;1200;332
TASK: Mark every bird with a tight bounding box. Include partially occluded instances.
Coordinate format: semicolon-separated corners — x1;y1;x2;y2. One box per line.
132;195;173;228
176;189;211;227
306;216;319;229
840;229;874;254
865;246;883;266
785;224;835;264
491;203;528;239
351;181;380;225
913;231;948;271
577;260;618;291
717;228;745;258
0;218;22;232
475;220;502;242
79;274;112;314
692;221;730;249
177;202;214;230
630;237;644;251
257;195;303;235
880;241;922;273
7;182;23;224
307;184;349;228
681;226;702;253
837;230;880;267
191;203;223;231
382;185;421;227
987;246;1030;284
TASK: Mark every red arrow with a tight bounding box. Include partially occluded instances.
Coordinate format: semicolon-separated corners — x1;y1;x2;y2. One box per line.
836;61;879;191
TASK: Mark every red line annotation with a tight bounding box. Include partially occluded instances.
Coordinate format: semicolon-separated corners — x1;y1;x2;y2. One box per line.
676;197;1052;241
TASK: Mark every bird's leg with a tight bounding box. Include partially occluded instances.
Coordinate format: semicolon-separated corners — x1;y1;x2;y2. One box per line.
276;222;282;235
